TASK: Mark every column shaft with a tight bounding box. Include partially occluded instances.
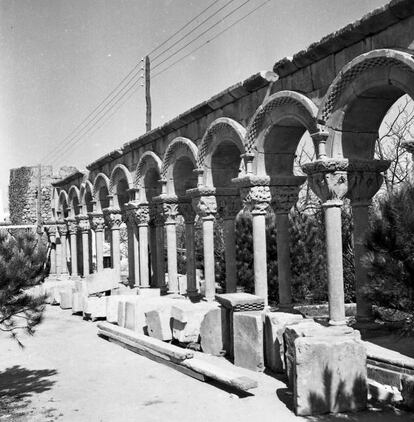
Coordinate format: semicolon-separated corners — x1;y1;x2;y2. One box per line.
95;230;104;272
81;231;90;276
353;204;372;322
185;222;197;297
223;218;237;293
111;228;121;274
155;224;165;288
127;223;135;285
139;224;150;287
70;233;78;277
166;222;178;294
61;234;69;275
55;236;62;277
324;204;346;325
49;234;57;276
132;224;140;287
252;212;268;305
203;217;215;302
275;213;292;310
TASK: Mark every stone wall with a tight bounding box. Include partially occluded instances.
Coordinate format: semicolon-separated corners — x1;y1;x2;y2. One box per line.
9;165;78;225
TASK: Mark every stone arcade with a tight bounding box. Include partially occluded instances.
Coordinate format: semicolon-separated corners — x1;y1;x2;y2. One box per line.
37;0;414;415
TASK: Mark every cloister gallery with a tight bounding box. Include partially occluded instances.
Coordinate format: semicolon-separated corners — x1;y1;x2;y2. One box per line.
43;0;414;328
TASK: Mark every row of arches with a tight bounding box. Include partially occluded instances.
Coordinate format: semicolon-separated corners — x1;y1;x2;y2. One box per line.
47;48;414;326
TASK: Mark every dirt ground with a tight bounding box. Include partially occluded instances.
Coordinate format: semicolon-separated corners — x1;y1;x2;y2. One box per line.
0;306;413;422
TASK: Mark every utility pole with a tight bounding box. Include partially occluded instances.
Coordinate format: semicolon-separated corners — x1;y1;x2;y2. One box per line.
144;55;152;132
36;163;43;236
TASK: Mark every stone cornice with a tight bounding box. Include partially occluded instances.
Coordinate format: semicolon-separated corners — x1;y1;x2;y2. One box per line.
52;170;85;188
273;0;414;77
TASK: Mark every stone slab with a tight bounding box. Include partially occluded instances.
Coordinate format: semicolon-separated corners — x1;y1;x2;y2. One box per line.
83;268;120;295
71;291;84;314
233;311;264;372
59;289;73;309
138;288;161;297
83;296;107;320
177;274;187;296
293;335;367;416
215;293;265;311
200;306;229;356
145;307;173;341
264;312;303;373
171;302;218;343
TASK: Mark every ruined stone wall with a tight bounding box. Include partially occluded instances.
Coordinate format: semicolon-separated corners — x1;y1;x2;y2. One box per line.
9;166;77;224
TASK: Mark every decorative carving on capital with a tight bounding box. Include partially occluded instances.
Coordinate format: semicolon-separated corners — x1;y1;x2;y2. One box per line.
103;208;123;230
162;202;178;224
57;220;68;237
89;213;105;232
134;204;151;226
192;195;217;219
240;185;271;214
270;185;301;214
76;214;90;233
217;196;242;219
65;217;78;236
44;223;57;237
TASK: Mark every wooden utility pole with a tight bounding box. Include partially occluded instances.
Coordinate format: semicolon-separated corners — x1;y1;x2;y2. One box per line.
145;55;152;132
36;163;43;236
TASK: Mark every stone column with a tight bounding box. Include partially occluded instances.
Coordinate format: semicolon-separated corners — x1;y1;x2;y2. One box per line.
45;224;57;278
133;204;150;288
89;213;105;273
103;208;123;275
66;217;78;277
218;196;241;293
179;201;198;299
191;192;217;302
57;221;69;277
76;215;90;277
241;185;271;306
159;199;179;294
347;161;389;323
125;208;140;287
152;205;166;290
270;181;304;310
303;159;352;325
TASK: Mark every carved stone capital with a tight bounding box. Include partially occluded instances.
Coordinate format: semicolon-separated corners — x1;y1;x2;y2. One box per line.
240;185;271;215
134;204;151;227
57;220;68;237
44;223;57;237
217;195;242;219
303;158;389;207
192;195;217;219
65;217;78;235
347;160;390;207
270;185;301;214
76;214;90;233
103;208;123;230
89;212;105;232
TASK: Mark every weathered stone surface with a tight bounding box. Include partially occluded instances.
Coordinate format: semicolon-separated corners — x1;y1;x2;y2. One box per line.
233;311;264;372
83;296;107;320
200;306;228;356
138;288;161;297
401;375;414;410
215;292;265;311
110;285;138;296
59;289;73;309
293;335;367;416
264;312;303;373
71;291;84;314
83;268;120;295
171;301;218;343
177;274;187;295
145;307;173;341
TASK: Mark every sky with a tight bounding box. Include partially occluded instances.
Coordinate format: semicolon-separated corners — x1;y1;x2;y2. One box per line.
0;0;390;213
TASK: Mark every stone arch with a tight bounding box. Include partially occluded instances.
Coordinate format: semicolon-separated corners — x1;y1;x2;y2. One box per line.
109;164;133;210
161;137;198;197
68;186;81;217
57;189;69;219
135;151;163;203
80;180;94;214
318;49;414;159
245;90;318;178
197;117;246;188
93;173;110;212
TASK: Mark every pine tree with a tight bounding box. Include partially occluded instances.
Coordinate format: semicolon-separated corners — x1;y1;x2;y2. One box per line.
0;229;48;345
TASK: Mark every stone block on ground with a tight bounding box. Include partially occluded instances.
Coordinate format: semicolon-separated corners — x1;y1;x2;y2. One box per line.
84;268;120;295
110;284;138;296
106;295;129;324
264;312;303;373
233;311;264;372
72;291;85;314
118;296;142;328
145;307;173;341
292;334;367;416
171;301;218;343
402;375;414;410
138;288;161;297
59;288;73;309
200;306;229;356
83;296;107;320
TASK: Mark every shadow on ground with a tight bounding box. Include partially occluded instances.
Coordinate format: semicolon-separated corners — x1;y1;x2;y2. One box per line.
0;365;57;399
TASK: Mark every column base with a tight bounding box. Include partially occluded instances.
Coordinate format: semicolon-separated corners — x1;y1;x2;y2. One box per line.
187;290;201;303
329;319;347;326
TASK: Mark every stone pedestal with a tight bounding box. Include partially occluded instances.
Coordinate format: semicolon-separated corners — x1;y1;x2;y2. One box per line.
233;311;264;372
200;305;228;355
